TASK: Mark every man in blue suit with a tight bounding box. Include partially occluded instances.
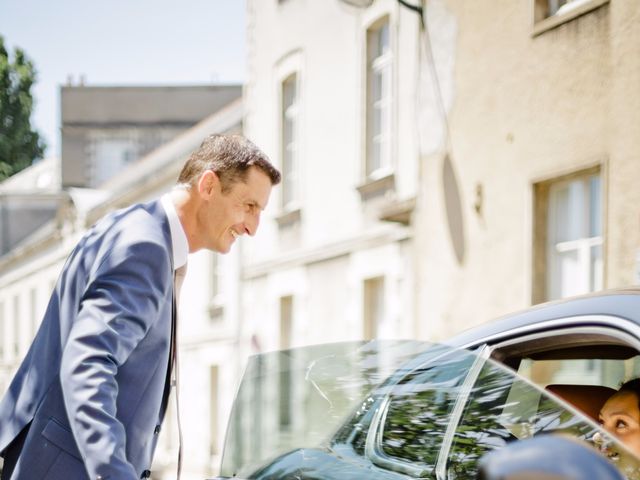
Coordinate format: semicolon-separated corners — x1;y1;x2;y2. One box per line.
0;134;280;479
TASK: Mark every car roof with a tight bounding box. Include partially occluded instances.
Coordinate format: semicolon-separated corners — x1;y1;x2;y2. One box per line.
446;287;640;349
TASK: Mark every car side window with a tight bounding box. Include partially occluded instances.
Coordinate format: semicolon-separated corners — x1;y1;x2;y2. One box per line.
376;352;476;469
447;360;611;479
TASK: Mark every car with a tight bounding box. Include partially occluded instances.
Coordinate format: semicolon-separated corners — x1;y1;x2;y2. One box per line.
214;288;640;479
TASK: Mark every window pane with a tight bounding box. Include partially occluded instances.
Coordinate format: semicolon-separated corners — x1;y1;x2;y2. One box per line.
210;253;219;299
558;249;583;297
380;66;391;100
363;277;384;340
372;71;383;103
13;296;20;357
553;184;570;243
279;296;293;428
368;142;381;176
284;118;294;147
283;77;296;109
448;361;605;478
373;103;383;137
281;74;299;209
0;301;4;360
590;244;603;292
589;175;602;237
546;172;602;301
380;352;474;467
366;19;392;178
30;288;37;339
210;365;219;456
378;23;389;56
283;147;296;207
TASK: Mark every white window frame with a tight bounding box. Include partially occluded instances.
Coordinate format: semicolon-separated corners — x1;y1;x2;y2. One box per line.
532;0;610;36
546;172;603;300
278;295;294;429
208;252;224;319
209;364;219;458
281;73;300;211
363;276;385;340
0;300;5;362
13;295;20;359
88;131;139;186
365;17;393;181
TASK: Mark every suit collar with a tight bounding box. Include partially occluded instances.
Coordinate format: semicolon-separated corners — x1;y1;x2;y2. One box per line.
160;193;188;270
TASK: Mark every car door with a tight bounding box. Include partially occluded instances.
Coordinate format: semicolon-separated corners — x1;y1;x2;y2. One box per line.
366;345;640;480
218;340;640;480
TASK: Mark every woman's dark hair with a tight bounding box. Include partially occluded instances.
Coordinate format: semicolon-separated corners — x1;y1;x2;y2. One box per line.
619;378;640;401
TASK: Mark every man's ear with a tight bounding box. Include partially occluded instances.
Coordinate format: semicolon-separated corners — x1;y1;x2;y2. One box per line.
197;170;221;199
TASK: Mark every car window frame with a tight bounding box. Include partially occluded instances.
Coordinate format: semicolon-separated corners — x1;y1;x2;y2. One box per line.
454;314;640;352
436;318;640;478
366;318;640;480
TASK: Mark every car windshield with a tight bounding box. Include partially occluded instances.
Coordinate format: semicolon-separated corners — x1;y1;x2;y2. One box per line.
219;340;640;479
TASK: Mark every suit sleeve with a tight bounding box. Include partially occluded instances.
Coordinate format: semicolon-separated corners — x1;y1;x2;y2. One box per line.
60;239;171;480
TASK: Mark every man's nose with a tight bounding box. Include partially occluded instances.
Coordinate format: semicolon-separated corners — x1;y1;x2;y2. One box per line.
244;212;260;236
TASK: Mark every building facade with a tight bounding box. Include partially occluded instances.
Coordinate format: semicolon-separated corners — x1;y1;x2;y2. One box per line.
234;0;423;463
414;0;640;338
60;85;241;188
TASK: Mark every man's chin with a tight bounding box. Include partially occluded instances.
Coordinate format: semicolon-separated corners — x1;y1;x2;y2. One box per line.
214;243;232;254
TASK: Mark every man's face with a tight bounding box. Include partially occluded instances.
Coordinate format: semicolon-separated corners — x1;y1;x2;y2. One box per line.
199;166;272;254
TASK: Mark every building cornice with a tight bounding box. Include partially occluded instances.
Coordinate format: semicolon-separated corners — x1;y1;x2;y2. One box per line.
242;224;412;280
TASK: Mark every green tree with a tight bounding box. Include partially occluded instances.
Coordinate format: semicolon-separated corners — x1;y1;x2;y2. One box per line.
0;35;46;181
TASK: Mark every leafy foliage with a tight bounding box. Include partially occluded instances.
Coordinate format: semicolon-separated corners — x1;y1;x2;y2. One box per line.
0;35;46;181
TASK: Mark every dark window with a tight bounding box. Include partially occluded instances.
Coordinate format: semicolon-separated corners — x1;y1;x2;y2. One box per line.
447;362;601;478
377;352;475;468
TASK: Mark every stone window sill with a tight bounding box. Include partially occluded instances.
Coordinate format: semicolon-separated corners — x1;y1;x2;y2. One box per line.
533;0;609;37
356;173;395;201
275;207;302;229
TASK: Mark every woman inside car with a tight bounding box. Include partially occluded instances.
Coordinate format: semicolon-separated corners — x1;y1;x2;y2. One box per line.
598;378;640;458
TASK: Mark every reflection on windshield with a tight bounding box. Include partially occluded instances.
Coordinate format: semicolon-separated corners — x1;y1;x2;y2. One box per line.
219;340;640;480
220;340;433;476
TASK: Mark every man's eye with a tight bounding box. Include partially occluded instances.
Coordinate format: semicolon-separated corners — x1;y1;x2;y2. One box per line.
617;420;628;429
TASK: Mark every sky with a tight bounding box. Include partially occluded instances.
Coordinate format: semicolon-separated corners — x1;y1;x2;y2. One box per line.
0;0;246;158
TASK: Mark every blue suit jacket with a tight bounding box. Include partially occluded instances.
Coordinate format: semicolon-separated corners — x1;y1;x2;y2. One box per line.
0;200;175;479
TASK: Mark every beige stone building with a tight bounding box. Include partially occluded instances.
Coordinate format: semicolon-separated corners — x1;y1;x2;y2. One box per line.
415;0;640;339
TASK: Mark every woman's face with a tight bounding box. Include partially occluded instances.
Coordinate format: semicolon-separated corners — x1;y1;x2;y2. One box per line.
599;390;640;457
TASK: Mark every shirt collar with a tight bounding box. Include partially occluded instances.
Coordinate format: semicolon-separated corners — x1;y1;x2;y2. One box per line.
160;193;189;270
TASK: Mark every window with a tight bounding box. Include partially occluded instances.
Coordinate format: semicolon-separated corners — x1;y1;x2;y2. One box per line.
90;135;138;186
208;253;223;319
533;169;602;302
447;360;603;478
209;365;219;457
517;357;635;390
378;352;474;470
366;18;392;180
363;276;385;340
279;296;294;429
30;287;38;339
0;301;4;361
13;295;20;358
540;0;581;17
281;74;300;211
533;0;610;34
547;172;602;300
